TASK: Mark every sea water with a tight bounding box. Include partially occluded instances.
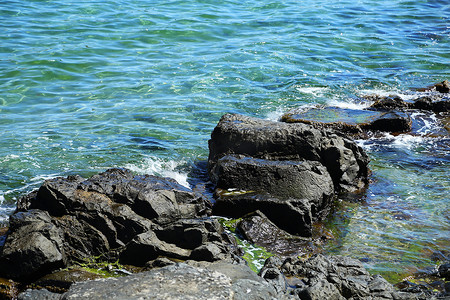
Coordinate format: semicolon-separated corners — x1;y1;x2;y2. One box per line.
0;0;448;281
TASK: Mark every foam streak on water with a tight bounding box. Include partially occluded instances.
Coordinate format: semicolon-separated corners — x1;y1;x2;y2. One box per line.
0;0;449;279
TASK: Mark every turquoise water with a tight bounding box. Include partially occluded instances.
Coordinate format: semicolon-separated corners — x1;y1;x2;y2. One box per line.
1;0;449;280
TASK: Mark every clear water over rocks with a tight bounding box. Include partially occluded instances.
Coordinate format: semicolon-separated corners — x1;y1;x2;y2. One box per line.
0;0;448;281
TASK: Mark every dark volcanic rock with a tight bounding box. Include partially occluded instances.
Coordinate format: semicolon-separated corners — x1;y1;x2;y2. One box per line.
32;267;106;292
208;114;369;194
434;80;450;93
0;210;66;280
413;96;450;113
364;110;412;132
207;114;369;237
212;155;334;207
282;106;413;135
259;254;421;300
418;80;450;93
213;194;313;237
370;95;408;110
0;168;238;281
236;211;316;255
369;93;450;113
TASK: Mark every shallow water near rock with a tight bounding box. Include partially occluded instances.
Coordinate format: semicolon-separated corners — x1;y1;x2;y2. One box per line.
0;0;448;283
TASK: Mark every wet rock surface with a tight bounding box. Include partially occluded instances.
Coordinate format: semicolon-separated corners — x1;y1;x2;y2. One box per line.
258;254;444;300
3;82;449;299
282;82;449;140
282;106;413;136
208;113;369;193
208;113;369;238
0;168;239;281
235;211;321;257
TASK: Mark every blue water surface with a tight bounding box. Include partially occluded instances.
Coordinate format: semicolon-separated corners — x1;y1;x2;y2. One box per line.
0;0;449;280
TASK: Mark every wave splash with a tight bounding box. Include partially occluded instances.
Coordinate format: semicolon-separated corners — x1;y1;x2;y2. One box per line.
125;156;190;188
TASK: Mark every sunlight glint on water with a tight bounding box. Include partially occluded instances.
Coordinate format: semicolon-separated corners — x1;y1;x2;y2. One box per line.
0;0;448;279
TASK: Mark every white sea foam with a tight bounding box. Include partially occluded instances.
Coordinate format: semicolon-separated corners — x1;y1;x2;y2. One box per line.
0;194;14;225
296;86;329;96
125;156;190;188
265;107;287;121
30;173;62;183
358;89;439;103
358;133;428;152
410;112;441;136
390;134;427;149
327;99;370;110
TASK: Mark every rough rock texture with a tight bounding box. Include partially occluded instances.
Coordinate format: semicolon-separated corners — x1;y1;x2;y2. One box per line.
282;106;413;136
0;210;66;280
369;94;450;113
208;114;369;237
208;114;369;194
213;194;313;236
364;111;412;132
62;263;234;300
17;289;61;300
236;211;321;257
213;155;334;207
29;263;292;300
259;254;425;300
0;277;18;300
418;80;450;94
0;168;239;281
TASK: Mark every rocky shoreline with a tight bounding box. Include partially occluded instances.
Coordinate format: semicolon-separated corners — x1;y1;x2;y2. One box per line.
0;82;448;299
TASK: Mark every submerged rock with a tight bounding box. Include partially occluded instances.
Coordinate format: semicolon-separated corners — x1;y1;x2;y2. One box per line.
281;106;412;136
0;168;239;281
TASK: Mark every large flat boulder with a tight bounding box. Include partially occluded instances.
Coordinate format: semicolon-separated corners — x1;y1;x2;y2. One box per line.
212;155;334;210
54;263;291;300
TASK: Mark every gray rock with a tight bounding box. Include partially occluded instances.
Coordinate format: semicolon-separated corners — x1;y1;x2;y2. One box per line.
213;194;313;237
296;278;345;300
1;169;237;281
60;263;292;300
0;210;66;280
18;289;61;300
258;256;289;294
208;114;369;194
62;263;233;300
237;211;314;254
212;155;334;212
275;254;423;300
